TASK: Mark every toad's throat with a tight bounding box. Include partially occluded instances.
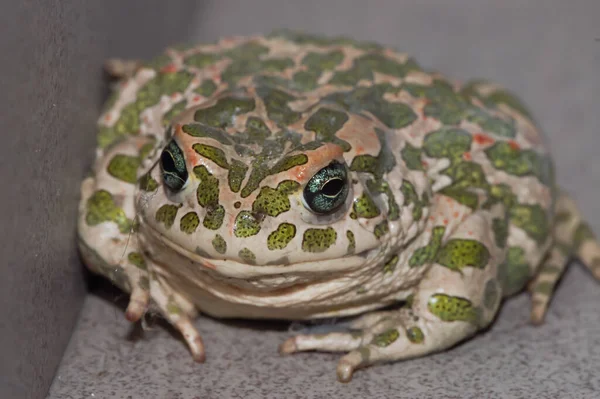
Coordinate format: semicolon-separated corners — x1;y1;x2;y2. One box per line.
138;220;402;318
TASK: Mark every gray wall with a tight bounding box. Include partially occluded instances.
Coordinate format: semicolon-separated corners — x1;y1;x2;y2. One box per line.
0;2;199;398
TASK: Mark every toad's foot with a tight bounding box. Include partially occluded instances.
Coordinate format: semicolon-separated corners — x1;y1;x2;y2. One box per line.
147;268;204;362
529;190;600;324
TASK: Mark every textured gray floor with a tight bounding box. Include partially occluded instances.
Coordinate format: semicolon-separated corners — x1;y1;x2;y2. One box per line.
48;267;600;398
48;1;600;398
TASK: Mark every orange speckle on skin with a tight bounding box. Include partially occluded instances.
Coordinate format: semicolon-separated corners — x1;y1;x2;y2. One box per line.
443;219;449;225
429;216;435;222
193;95;201;102
161;64;178;74
453;211;459;218
421;160;428;167
467;231;473;236
463;152;472;161
508;140;520;150
104;114;111;123
473;133;494;146
171;93;179;99
202;261;216;270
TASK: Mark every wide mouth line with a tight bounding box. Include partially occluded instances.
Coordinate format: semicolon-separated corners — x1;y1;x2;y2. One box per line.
141;221;370;275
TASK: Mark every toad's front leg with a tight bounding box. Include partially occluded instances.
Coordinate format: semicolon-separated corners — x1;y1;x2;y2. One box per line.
280;207;505;382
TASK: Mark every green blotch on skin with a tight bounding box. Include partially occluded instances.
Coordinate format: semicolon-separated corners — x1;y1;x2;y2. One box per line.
193;96;256;128
162;100;187;126
436;239;491;271
182;123;231;145
404;294;415;308
324;85;417;130
212;234;227;254
292;70;320;91
127;252;147;270
192;143;229;169
184;52;221;68
350;155;379;175
257;86;301;125
371;329;400;347
428;294;480;324
443;162;489;190
383;254;399;274
85;190;133;234
245;117;272;142
107;154;140;184
509;203;549;245
374;221;389;239
406;79;470;125
203;205;225;230
423;127;472;160
301;50;344;70
438;162;490;210
406;326;424;344
409;226;445;267
270;154;309;174
228;159;249;193
401;143;424;171
139;139;156;160
573;222;595;251
240;165;270;198
98;70;194;149
400;180;424;220
346;230;356;254
465;108;516;138
483;279;499;310
238;248;257;265
252;180;301;217
234;211;261;238
482;184;517;210
439;187;479;210
195;80;218;98
303;107;351;151
166;297;182;315
194;165;220;207
330;53;414;86
267;223;296;250
222;42;294;83
155;204;180;229
302;227;337;253
497;246;531;296
352;193;380;219
492;217;509;248
180;212;200;234
485;142;554;186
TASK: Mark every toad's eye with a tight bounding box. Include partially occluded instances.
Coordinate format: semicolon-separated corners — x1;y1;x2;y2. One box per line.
303;161;349;214
160;139;188;192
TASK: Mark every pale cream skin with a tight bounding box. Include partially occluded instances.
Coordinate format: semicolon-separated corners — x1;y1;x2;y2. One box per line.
77;32;600;382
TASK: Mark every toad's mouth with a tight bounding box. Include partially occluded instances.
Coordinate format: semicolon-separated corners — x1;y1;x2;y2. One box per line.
140;219;376;281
